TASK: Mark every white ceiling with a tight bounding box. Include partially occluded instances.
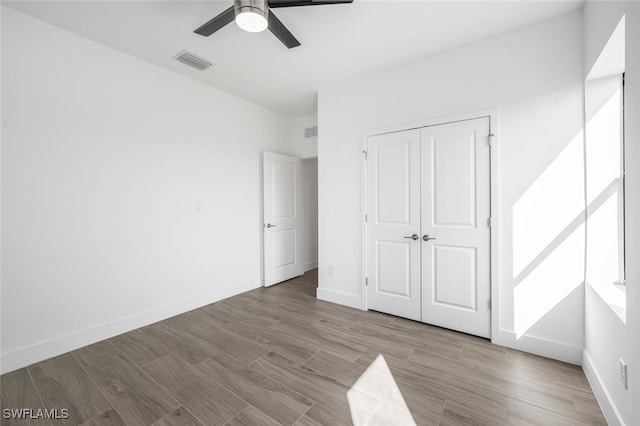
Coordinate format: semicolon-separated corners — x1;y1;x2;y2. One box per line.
4;0;584;116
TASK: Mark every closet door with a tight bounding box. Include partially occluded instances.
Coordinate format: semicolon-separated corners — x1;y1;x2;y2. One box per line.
366;129;422;320
420;118;491;338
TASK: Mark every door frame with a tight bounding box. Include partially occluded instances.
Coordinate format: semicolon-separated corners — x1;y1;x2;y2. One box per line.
361;109;500;343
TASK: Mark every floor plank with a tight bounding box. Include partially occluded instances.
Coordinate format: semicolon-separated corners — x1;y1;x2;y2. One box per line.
225;406;281;426
507;398;592;426
197;352;313;425
250;351;378;422
71;340;123;368
293;403;350;426
206;317;319;364
186;318;269;365
270;320;365;362
357;350;508;422
151;406;204;426
142;320;220;365
352;319;464;360
142;354;246;425
409;347;584;422
440;400;508;426
86;355;179;425
110;329;171;366
204;299;280;329
0;369;52;426
28;354;110;425
80;409;128;426
315;319;415;361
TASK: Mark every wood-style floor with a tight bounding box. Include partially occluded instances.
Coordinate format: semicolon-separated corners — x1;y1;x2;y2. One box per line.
1;270;606;425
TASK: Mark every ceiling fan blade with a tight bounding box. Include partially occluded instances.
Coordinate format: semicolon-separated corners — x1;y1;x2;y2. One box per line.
268;0;353;8
268;12;301;49
194;6;235;37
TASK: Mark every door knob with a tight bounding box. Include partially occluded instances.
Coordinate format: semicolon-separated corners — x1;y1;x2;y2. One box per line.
404;234;419;241
265;223;277;228
423;234;436;241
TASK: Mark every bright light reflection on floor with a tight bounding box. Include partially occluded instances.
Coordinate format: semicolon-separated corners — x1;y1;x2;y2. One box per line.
347;354;416;425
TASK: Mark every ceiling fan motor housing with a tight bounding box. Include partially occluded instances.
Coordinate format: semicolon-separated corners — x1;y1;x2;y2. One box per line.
234;0;269;20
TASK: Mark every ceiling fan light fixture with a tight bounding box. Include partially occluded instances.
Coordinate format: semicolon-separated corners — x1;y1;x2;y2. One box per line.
234;0;269;33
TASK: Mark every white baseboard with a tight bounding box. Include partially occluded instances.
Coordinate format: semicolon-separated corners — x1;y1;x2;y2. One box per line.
0;280;259;374
304;260;318;271
497;329;583;365
316;288;365;310
582;350;624;426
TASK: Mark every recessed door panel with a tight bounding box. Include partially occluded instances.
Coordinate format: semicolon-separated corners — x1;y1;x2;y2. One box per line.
271;161;296;218
272;229;296;268
367;129;421;321
433;245;477;311
375;142;412;224
430;132;477;227
377;241;411;298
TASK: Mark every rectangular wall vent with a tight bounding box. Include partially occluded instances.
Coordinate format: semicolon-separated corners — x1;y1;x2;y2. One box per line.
304;126;318;138
174;50;213;71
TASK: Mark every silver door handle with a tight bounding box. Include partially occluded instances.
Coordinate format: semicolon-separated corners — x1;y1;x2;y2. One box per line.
265;223;276;228
404;234;419;241
423;234;436;241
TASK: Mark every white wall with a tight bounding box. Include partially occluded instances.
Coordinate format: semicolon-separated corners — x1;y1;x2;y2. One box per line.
318;10;585;363
583;2;640;425
302;158;318;271
293;113;318;158
0;7;294;373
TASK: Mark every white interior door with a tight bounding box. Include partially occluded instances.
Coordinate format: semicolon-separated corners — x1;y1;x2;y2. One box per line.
421;118;491;338
366;129;422;321
263;152;304;287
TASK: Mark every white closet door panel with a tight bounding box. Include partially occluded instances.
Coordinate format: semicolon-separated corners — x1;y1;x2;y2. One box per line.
421;118;491;338
366;129;421;321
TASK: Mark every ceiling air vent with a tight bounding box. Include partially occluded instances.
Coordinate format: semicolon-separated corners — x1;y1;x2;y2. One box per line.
304;126;318;138
174;50;213;71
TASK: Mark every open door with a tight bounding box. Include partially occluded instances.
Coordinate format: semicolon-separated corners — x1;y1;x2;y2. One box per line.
263;152;304;286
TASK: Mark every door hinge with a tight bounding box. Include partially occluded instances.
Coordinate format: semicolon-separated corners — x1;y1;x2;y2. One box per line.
488;217;492;228
365;214;368;223
363;150;368;160
488;134;495;146
365;277;368;286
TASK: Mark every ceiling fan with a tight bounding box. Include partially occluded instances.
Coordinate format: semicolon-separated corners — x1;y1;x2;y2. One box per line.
194;0;354;49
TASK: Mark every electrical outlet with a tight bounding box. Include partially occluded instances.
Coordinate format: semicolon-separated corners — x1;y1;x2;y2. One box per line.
620;359;628;389
328;265;335;276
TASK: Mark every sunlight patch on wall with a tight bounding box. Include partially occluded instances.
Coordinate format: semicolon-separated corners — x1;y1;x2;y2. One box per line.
514;224;584;338
512;132;585;278
586;88;622;204
512;131;585;338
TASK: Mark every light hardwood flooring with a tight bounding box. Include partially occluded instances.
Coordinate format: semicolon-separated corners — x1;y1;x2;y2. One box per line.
0;270;606;425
